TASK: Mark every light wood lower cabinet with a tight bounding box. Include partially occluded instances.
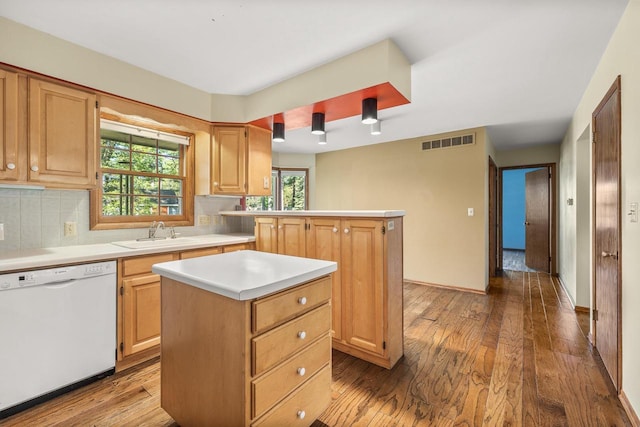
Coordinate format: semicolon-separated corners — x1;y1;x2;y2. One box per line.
116;243;255;370
161;275;332;426
256;215;404;369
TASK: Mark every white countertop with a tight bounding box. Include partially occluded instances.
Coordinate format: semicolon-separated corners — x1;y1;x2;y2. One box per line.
220;210;405;217
0;233;255;273
152;250;337;301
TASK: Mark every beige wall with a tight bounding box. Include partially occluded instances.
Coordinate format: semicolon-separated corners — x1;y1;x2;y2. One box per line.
559;0;640;415
315;128;489;292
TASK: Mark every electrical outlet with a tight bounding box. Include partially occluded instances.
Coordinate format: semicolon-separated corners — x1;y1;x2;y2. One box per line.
198;215;211;226
64;221;77;237
467;208;474;217
0;223;4;241
212;215;221;225
263;176;270;189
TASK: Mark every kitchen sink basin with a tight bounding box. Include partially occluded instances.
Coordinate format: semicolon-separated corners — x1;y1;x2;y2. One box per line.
111;237;196;249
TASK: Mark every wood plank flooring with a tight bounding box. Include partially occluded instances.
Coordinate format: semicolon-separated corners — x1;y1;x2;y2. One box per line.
2;271;631;426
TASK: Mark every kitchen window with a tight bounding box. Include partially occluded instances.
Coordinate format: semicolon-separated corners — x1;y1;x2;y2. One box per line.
90;118;194;229
246;168;308;211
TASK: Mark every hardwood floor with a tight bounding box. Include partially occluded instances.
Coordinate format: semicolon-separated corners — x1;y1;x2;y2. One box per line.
2;271;631;426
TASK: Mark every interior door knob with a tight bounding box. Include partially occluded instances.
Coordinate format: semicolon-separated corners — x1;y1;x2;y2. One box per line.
524;221;530;226
601;251;618;259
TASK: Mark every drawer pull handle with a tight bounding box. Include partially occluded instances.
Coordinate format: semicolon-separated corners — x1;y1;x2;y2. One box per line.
298;296;307;305
297;410;306;420
297;367;306;376
297;331;306;340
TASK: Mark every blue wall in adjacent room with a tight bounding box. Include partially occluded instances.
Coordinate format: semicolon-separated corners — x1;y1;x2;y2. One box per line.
502;168;543;250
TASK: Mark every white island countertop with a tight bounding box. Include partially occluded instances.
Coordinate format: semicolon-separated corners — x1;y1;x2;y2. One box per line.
152;250;337;301
220;209;405;217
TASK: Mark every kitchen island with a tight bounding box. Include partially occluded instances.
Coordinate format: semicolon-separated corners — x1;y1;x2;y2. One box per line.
221;210;405;369
152;250;337;427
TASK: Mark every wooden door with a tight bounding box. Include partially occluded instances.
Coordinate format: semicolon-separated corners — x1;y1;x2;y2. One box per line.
213;125;246;194
0;70;19;181
341;219;385;356
277;217;306;257
525;168;550;272
593;76;622;391
246;126;272;196
28;78;96;187
123;274;161;356
307;217;342;340
488;156;498;275
254;217;278;253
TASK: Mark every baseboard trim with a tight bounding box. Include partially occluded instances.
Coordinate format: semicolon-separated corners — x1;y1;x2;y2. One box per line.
575;306;590;313
404;279;487;295
620;390;640;427
554;275;577;310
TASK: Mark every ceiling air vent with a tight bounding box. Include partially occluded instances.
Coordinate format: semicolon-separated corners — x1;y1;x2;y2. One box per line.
422;133;475;151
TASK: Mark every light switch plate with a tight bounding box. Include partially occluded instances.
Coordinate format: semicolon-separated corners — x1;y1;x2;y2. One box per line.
468;208;474;217
0;223;4;241
64;221;77;237
630;202;638;223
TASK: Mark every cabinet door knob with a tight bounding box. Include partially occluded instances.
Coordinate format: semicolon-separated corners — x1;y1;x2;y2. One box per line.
332;227;338;233
6;163;15;170
298;296;307;305
297;331;306;339
297;410;306;420
270;225;275;229
213;181;219;187
31;165;39;172
297;367;306;376
278;225;282;229
344;228;350;234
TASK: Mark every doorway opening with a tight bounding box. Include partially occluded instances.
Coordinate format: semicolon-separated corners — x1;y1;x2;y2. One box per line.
498;164;556;274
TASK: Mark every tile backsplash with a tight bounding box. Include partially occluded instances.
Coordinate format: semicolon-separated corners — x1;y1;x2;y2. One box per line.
0;188;255;253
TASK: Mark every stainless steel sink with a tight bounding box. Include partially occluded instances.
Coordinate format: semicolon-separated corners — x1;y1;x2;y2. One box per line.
111;237;196;249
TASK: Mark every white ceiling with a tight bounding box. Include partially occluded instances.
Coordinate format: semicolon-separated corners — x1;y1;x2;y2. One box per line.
0;0;628;154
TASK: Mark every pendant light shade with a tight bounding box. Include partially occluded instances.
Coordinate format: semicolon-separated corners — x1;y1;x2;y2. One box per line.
318;133;327;145
272;122;285;142
370;120;381;135
311;112;325;135
361;98;378;124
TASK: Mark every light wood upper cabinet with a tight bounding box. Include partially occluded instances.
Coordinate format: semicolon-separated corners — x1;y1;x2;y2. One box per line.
0;70;19;181
246;126;272;196
201;124;272;196
28;78;97;187
213;125;246;194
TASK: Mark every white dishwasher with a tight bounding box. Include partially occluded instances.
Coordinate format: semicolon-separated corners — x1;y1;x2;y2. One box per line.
0;260;116;419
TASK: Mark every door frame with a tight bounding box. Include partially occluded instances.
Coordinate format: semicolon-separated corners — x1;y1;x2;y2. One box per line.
488;156;498;277
497;163;557;274
591;75;622;392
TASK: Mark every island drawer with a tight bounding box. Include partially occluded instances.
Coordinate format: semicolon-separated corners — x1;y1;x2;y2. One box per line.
252;303;330;376
252;334;331;418
251;364;331;427
252;275;331;333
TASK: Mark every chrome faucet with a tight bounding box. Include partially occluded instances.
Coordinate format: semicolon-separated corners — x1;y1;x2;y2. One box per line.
148;221;165;239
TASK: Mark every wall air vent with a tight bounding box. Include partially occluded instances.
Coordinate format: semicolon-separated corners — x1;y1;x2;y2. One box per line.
422;133;475;151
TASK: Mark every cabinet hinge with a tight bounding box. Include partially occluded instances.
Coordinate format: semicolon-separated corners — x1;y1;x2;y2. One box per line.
383;341;386;350
382;226;386;235
95;172;99;180
119;286;124;296
593;131;597;144
593;309;598;321
119;342;124;352
95;100;99;109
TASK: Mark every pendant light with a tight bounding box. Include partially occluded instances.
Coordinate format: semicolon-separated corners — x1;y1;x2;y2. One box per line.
272;122;285;142
370;120;381;135
311;112;325;135
361;98;378;124
318;133;327;145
